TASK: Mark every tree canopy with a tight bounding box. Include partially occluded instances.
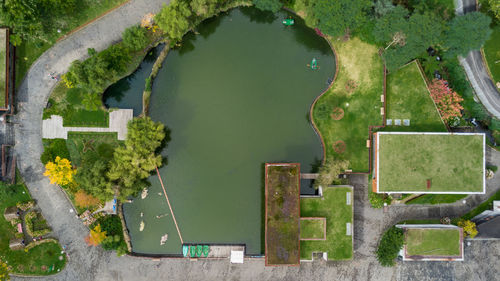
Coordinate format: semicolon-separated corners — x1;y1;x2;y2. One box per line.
444;12;492;58
252;0;282;13
122;25;149;51
155;0;193;42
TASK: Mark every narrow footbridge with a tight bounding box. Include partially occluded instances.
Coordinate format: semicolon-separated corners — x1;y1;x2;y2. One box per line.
300;173;319;179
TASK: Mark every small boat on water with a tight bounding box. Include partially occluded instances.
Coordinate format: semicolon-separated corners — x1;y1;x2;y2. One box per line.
196;245;203;257
282;18;294;26
160;234;168;245
182;245;189;257
190;245;196;257
141;188;148;199
139;221;145;232
203;245;210;257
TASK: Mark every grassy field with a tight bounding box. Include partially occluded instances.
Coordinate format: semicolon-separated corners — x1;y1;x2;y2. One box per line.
66;131;119;166
483;25;500;85
265;164;300;265
385;61;446;132
377;133;484;193
313;37;384;172
0;177;66;276
405;194;467;205
0;29;6;108
299;218;325;240
300;187;353;260
405;228;461;256
15;0;129;87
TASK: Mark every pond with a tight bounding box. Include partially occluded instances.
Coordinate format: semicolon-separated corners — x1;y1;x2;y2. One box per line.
107;7;336;255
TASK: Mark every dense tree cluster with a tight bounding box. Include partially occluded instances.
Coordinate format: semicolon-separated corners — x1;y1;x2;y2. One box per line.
376;226;404;267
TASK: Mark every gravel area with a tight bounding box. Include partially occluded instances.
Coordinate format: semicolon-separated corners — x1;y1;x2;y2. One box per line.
11;0;500;279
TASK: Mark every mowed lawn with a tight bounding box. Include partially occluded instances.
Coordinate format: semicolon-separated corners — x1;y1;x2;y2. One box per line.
378;133;484;193
405;228;461;256
66;131;119;166
385;61;446;132
300;187;353;260
313;37;384;172
483;25;500;85
299;218;325;240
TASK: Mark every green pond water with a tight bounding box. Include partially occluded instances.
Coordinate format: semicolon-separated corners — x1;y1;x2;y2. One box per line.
110;7;335;255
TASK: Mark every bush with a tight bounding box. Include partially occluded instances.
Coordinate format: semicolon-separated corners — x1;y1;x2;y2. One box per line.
369;191;392;208
376;226;404;266
487;165;498;173
122;25;149;51
92;215;127;252
25;211;51;237
41;139;70;164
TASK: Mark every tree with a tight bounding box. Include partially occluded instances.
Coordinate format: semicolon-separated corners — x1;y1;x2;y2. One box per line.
252;0;282;13
308;0;372;37
43;156;76;186
190;0;219;17
374;0;395;18
373;5;409;44
75;157;114;202
487;0;500;21
108;117;166;199
0;258;9;281
122;25;149;51
74;190;101;208
444;12;492;58
85;224;107;246
155;0;192;42
376;226;404;266
458;220;478;238
81;92;101;111
314;158;349;188
428;79;464;121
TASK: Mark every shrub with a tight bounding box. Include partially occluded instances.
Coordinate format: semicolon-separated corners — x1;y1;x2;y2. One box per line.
428;79;464;122
376;226;404;266
92;215;127;252
16;200;35;211
74;190;101;208
41;139;70;164
122;25;149;51
25;211;51;237
457;219;478;238
314;158;349;188
487;165;498;173
369;191;384;208
253;0;282;13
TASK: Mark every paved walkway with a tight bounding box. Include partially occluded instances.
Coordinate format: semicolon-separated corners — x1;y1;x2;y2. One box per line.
11;0;500;280
42;109;132;140
457;0;500;119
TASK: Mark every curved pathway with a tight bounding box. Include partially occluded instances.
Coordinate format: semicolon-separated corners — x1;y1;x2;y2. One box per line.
457;0;500;119
12;1;500;279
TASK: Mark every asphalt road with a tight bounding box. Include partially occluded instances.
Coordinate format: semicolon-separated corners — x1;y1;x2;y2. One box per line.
457;0;500;119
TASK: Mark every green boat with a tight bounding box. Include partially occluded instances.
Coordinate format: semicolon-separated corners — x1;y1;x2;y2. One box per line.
202;245;210;257
196;245;203;257
190;245;196;257
182;245;189;257
310;58;318;70
282;19;294;26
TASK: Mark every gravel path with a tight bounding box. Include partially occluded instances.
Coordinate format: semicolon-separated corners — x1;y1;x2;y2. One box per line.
12;0;500;279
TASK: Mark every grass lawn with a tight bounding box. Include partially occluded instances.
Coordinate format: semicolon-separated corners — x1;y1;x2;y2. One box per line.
460;189;500;221
265;164;300;265
300;187;353;260
405;228;461;256
377;133;484;193
66;131;119;167
15;0;129;87
0;29;6;108
299;218;325;240
385;61;446;132
483;25;500;85
0;177;66;276
313;37;384;172
405;194;467;205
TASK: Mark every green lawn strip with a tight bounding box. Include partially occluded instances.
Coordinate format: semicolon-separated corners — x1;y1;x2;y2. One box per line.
265;164;300;265
62;109;109;128
378;134;484;192
0;29;6;108
299;218;325;240
0;179;66;276
483;25;500;85
15;0;129;87
460;189;500;221
385;61;446;132
405;194;467;205
313;37;384;172
66;131;119;167
405;228;460;256
300;187;352;260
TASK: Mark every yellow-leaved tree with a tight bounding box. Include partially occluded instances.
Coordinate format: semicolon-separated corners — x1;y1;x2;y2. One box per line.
458;220;478;238
0;258;9;281
43;156;76;186
85;224;107;246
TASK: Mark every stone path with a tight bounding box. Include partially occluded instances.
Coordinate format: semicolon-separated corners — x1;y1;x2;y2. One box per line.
11;0;500;279
42;109;132;140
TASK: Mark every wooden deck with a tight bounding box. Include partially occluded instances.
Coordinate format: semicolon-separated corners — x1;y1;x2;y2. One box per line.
300;173;319;179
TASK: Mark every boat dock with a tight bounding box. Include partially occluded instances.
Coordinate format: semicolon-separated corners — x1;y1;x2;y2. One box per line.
206;245;245;258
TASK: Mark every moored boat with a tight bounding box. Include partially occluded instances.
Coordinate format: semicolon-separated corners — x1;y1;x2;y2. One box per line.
182;245;189;257
202;245;210;257
196;245;203;257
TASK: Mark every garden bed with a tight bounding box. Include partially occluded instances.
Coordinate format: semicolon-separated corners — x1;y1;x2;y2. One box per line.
264;163;300;266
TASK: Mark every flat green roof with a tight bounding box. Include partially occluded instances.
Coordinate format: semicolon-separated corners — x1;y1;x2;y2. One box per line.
405;228;461;257
376;132;484;193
